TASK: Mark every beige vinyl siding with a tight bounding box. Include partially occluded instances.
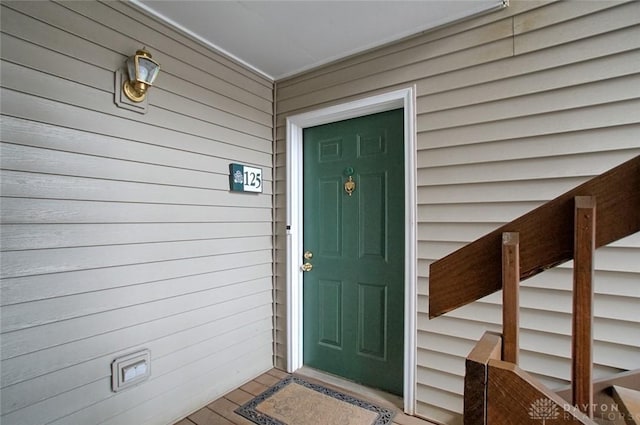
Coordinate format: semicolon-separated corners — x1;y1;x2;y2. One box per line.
0;1;273;425
274;1;640;423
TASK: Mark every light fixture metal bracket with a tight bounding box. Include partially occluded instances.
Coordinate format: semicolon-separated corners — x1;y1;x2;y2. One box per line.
114;68;149;114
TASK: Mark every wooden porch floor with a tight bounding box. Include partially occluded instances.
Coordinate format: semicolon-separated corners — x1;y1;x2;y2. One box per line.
172;368;436;425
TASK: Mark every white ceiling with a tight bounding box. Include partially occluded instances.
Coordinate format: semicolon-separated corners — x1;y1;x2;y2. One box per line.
133;0;504;81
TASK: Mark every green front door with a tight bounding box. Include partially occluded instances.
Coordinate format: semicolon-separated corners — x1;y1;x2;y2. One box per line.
302;108;404;395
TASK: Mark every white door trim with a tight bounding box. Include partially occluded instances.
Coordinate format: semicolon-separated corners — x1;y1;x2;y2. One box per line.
285;87;417;414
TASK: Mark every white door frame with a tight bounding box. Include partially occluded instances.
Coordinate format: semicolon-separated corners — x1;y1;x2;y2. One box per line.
285;87;417;414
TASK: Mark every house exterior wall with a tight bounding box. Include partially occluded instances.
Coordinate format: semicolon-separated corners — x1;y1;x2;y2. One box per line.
0;2;274;425
274;1;640;423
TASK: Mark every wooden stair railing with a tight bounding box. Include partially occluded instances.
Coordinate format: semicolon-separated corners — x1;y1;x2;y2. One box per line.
428;155;640;425
429;155;640;319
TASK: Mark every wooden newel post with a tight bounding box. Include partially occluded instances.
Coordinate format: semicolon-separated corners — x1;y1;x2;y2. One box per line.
572;196;595;418
502;232;520;364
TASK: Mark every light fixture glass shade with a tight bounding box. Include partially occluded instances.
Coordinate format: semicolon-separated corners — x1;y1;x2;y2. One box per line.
123;49;160;103
126;55;137;83
137;57;160;85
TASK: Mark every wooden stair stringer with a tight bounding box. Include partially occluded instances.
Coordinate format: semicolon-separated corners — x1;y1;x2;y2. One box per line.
486;358;597;425
612;386;640;425
429;155;640;318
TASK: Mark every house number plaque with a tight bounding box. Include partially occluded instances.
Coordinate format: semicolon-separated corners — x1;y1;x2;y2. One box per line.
229;163;263;193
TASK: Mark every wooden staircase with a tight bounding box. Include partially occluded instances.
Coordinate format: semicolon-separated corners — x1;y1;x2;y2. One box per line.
556;370;640;425
428;155;640;425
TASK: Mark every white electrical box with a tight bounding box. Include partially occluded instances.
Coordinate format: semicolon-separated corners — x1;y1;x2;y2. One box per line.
111;349;151;392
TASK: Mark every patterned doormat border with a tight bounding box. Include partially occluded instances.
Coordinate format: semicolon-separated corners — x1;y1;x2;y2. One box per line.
235;375;396;425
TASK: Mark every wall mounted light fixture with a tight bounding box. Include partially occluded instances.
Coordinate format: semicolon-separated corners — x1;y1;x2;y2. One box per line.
122;49;160;103
114;48;160;114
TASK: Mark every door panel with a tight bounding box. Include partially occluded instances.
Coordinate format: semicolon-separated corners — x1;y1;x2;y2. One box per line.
318;279;343;348
318;178;342;256
357;282;387;360
303;108;404;395
358;172;387;260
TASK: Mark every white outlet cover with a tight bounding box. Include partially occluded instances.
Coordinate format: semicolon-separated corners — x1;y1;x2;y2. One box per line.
111;349;151;392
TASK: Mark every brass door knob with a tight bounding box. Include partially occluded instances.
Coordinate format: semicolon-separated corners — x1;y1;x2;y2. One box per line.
301;262;313;272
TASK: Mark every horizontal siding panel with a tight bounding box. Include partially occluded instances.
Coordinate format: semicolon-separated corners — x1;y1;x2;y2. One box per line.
514;2;640;54
1;294;269;414
1;198;271;224
595;247;640;273
417;151;639;186
418;201;543;223
417;50;640;114
476;286;640;322
416;384;463;419
1;278;271;373
419;333;626;387
609;232;640;249
593;341;640;371
417;99;640;146
156;72;272;127
0;31;111;92
2;302;271;414
419;222;507;242
0;32;272;137
0;147;272;193
151;87;272;140
416;401;462;425
1;222;271;251
415;24;640;97
0;116;272;174
417;367;462;395
417;314;499;343
418;177;590;204
417;124;640;168
0;24;270;127
0;169;273;207
1;236;271;278
417;332;476;359
419;241;465;262
419;74;640;131
0;4;122;82
512;0;628;34
518;351;572;382
4;328;272;425
1;264;272;332
1;250;272;305
1;91;273;166
417;349;465;377
437;298;640;348
523;268;640;298
0;64;272;152
519;350;623;383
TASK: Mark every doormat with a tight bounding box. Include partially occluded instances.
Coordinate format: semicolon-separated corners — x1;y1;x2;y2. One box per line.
235;376;395;425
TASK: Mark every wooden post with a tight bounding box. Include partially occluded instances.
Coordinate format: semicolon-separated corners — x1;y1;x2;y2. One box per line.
572;196;595;418
502;232;520;364
465;332;502;425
